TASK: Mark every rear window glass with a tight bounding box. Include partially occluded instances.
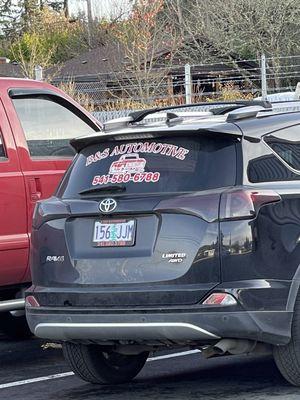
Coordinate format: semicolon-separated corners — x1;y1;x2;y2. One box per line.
59;135;237;198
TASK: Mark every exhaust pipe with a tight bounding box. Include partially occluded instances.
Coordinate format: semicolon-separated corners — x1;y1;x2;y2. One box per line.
212;339;256;355
0;299;25;312
202;339;271;358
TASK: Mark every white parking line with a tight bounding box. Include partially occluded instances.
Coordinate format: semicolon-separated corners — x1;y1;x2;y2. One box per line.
0;349;201;389
0;372;75;389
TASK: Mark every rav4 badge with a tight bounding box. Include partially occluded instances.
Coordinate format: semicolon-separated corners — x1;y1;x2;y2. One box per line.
46;256;65;262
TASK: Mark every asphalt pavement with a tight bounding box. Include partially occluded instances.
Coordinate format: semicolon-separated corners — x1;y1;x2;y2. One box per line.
0;333;300;400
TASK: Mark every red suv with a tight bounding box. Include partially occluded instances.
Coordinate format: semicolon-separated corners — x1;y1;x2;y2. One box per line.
0;78;100;338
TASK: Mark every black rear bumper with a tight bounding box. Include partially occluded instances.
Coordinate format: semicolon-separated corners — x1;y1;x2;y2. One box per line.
26;306;292;345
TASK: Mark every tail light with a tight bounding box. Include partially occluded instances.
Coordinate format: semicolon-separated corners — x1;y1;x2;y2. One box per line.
25;295;40;308
202;292;237;306
219;189;281;221
33;199;70;229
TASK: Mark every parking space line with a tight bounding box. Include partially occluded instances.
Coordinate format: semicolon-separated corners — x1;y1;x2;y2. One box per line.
0;349;201;389
0;372;74;389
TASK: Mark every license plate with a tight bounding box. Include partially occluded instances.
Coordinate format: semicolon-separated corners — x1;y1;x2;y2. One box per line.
92;219;136;247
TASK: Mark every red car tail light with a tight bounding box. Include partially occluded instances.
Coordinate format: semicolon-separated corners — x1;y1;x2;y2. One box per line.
202;292;237;306
220;189;281;221
25;296;40;308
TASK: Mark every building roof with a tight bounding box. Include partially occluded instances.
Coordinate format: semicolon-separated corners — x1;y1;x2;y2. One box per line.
0;63;23;78
51;42;126;81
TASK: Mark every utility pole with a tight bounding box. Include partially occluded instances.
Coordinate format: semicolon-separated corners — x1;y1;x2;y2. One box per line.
34;65;43;81
261;53;268;100
86;0;93;49
176;0;183;25
185;63;192;104
64;0;69;18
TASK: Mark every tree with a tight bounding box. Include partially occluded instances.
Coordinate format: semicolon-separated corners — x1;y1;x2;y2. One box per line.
10;29;56;78
41;1;69;17
111;0;178;104
0;0;69;38
0;0;22;38
165;0;300;88
9;6;86;77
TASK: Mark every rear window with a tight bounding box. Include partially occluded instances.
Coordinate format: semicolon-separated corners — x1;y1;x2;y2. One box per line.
59;135;237;198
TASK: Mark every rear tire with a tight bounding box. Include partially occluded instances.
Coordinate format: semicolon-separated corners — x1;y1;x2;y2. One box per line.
273;294;300;386
62;342;148;384
0;311;32;340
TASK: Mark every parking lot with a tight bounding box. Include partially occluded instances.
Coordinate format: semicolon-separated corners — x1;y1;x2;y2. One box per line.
0;332;299;400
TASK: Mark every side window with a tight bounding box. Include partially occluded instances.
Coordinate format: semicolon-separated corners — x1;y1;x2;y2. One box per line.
0;134;7;160
12;97;97;158
248;154;297;182
264;126;300;171
248;126;300;183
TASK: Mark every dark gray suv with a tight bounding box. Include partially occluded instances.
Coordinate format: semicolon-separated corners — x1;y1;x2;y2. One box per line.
26;101;300;386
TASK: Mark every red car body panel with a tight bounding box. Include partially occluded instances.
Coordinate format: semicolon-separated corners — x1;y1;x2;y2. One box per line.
0;78;100;287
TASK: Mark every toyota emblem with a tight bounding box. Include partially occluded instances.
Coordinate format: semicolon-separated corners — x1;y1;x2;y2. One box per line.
99;198;117;213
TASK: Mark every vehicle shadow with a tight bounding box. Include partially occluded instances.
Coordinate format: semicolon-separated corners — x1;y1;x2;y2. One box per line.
51;355;297;400
0;340;298;400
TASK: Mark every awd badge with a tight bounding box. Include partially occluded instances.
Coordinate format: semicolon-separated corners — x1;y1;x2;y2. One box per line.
162;252;186;264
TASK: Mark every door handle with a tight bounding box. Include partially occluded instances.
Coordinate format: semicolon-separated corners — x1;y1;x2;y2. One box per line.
29;177;42;201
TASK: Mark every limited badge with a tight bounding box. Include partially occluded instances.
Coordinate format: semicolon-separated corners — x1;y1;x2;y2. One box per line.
162;252;187;263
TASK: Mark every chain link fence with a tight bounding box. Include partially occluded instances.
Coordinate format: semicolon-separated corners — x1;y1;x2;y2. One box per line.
53;55;300;112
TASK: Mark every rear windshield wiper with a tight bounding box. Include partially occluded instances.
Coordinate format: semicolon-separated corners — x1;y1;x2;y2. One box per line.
79;185;126;196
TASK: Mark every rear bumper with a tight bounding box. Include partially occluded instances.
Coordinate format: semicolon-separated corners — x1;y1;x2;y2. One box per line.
26;307;292;345
34;321;219;341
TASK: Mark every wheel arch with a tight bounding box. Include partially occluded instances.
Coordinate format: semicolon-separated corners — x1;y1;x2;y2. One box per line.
287;264;300;313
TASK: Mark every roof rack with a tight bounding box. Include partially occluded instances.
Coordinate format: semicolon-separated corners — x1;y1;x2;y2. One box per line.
226;105;271;122
103;100;273;132
128;100;272;123
256;101;300;118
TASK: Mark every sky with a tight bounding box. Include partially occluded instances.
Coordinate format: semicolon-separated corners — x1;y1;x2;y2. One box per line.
69;0;131;19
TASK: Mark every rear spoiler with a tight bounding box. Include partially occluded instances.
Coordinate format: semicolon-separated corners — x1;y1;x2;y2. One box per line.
70;123;243;153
